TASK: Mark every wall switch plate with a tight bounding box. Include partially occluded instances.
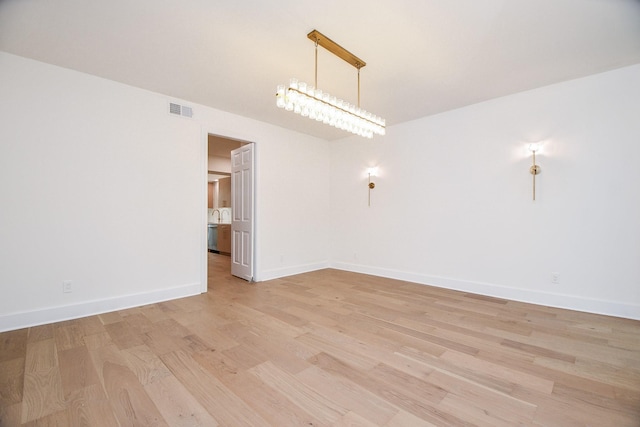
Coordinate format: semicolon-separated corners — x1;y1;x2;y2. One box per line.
63;280;72;293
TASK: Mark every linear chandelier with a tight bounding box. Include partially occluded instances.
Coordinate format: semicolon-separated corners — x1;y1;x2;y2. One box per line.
276;30;385;139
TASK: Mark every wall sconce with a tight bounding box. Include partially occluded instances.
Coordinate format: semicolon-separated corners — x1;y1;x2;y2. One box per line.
528;143;541;201
367;167;378;206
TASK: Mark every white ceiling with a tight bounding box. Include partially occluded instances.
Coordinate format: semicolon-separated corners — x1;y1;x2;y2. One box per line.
2;0;639;141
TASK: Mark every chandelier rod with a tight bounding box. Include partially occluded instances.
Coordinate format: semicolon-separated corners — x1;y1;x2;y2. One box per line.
314;39;318;88
358;68;360;108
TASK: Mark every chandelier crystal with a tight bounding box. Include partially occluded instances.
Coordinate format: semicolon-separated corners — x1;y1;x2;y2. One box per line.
276;30;385;139
276;79;385;138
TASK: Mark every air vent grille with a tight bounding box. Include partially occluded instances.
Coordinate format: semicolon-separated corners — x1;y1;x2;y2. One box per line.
181;105;193;118
169;102;181;115
168;102;193;118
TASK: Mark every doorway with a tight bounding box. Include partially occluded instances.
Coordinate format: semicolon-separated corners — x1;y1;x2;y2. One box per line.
205;134;254;288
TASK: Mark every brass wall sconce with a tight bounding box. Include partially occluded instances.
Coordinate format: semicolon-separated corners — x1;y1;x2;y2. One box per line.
528;143;541;200
367;167;378;206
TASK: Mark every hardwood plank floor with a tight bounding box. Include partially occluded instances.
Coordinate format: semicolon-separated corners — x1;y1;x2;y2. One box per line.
1;253;639;426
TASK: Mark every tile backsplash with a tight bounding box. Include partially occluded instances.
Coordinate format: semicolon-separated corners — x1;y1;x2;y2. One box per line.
208;207;232;224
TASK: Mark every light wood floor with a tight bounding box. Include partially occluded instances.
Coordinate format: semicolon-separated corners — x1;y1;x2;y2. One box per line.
1;254;639;426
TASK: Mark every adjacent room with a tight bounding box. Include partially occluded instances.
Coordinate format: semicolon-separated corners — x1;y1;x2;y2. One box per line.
1;1;639;425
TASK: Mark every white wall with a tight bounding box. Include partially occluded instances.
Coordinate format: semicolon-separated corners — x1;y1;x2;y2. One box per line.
330;64;640;320
249;121;332;280
0;52;330;331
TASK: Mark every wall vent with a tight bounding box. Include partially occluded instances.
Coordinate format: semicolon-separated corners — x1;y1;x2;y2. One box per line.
168;102;193;118
181;105;193;118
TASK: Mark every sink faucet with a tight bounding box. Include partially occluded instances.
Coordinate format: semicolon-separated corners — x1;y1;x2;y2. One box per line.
211;209;221;223
221;209;230;223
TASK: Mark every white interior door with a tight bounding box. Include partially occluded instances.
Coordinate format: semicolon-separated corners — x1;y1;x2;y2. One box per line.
230;143;254;281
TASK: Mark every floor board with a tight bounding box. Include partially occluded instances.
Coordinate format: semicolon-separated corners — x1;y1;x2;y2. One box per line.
1;253;639;426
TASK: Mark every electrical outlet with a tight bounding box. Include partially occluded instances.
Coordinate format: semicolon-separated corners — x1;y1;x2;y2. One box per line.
551;272;560;284
63;280;72;293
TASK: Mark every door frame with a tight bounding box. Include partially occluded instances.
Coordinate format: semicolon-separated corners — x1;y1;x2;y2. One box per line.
200;128;257;292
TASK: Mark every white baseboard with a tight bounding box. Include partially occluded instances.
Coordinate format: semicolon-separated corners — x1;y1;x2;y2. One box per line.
331;262;640;321
0;282;202;333
5;264;635;333
258;261;331;282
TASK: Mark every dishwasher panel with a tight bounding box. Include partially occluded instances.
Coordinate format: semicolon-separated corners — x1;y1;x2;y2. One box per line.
207;224;218;252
